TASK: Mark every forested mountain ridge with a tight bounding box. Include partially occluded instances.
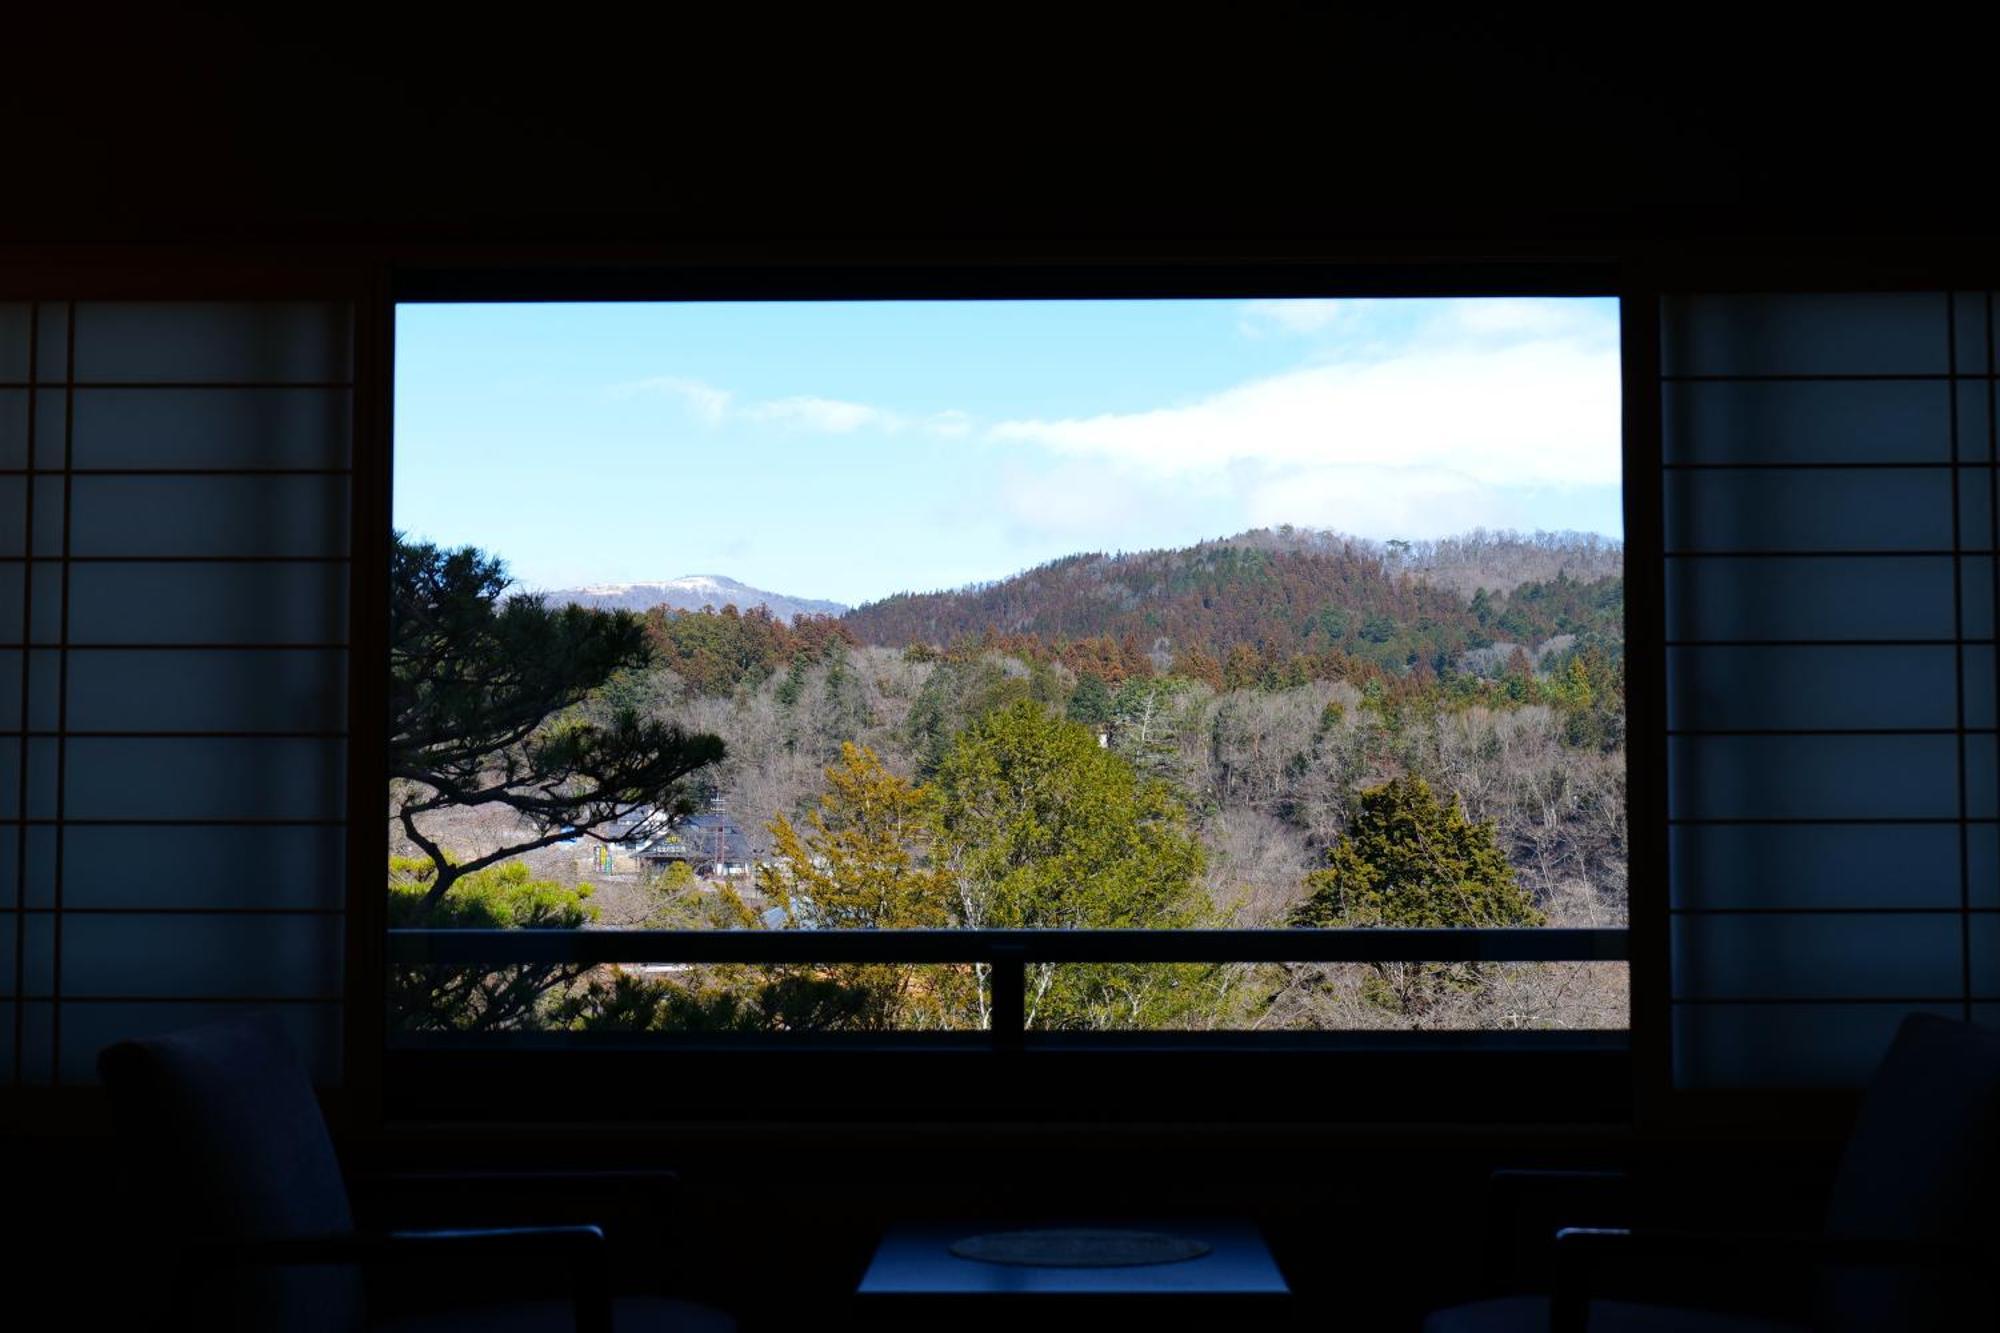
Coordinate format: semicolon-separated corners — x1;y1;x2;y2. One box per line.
839;528;1622;681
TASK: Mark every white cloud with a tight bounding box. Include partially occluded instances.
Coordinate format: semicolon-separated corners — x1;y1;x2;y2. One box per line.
617;375;734;424
1238;298;1347;337
746;395;903;434
1443;298;1615;341
611;298;1619;544
616;377;979;439
925;409;974;438
989;337;1619;491
997;460;1140;541
989;307;1619;540
1240;465;1525;537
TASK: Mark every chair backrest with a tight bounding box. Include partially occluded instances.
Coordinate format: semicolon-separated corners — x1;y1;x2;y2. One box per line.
98;1014;365;1333
1819;1012;2000;1330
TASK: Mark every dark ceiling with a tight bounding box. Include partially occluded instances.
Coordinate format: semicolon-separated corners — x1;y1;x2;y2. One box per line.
5;6;1987;253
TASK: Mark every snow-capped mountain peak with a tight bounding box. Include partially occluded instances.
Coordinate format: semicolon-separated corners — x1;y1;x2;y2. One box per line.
542;575;846;623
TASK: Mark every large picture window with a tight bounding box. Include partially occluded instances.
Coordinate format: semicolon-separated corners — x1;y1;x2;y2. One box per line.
385;295;1626;1051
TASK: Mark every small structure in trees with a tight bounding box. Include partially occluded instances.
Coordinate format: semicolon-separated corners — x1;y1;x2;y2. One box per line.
636;810;759;878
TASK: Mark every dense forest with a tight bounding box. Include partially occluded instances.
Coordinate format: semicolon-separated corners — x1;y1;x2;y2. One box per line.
841;526;1622;686
392;528;1627;1035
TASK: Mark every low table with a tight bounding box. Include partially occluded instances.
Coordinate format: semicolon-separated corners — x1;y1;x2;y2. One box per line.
855;1219;1290;1329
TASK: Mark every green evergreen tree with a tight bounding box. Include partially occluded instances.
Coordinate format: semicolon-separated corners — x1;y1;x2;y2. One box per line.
930;701;1219;1029
903;657;1034;776
386;857;599;1031
1360;612;1398;644
1290;775;1542;1016
390;537;725;917
1066;673;1115;725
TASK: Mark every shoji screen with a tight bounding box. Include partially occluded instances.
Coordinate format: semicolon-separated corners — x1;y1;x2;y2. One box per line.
1664;292;1999;1088
1;301;352;1085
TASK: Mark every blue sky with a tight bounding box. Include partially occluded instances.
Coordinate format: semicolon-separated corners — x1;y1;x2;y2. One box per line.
394;297;1621;607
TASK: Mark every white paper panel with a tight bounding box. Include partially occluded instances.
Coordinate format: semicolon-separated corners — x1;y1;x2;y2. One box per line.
1674;1003;1962;1089
1661;293;1949;377
64;649;346;732
67;475;348;557
1673;914;1963;999
68;387;351;470
0;824;57;909
1670;823;1982;911
0;390;26;467
1671;735;1961;821
1669;645;1958;731
1666;555;1957;642
1663;379;1950;465
33;306;65;383
0;304;28;381
58;824;345;911
1666;469;1954;552
62;737;345;821
56;913;342;998
65;563;348;643
56;1002;339;1084
71;303;351;384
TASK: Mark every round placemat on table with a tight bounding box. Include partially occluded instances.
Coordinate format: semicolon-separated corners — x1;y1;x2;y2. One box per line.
948;1228;1212;1267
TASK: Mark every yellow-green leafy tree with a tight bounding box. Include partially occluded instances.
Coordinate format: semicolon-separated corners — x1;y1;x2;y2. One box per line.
757;742;958;1029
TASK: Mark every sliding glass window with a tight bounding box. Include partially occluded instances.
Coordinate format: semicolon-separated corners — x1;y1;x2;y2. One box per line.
385;297;1626;1048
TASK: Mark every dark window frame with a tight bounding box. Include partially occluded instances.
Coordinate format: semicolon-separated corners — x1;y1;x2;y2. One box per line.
15;245;2000;1135
359;260;1658;1128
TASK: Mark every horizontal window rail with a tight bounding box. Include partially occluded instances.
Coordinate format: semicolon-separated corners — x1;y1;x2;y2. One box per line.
387;927;1626;966
386;928;1627;1053
386;924;1624;1048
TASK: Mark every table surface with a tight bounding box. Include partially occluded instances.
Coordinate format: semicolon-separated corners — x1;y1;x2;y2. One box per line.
857;1219;1290;1296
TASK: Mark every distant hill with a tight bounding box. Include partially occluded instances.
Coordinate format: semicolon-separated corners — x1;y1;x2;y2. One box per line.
542;575;847;624
840;529;1622;674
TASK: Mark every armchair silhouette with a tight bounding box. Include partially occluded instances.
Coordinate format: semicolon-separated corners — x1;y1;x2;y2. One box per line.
1427;1012;2000;1332
97;1015;734;1333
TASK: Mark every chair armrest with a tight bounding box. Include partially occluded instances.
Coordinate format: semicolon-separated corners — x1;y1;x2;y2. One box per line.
1484;1169;1630;1291
1555;1225;1984;1267
1550;1227;1987;1333
184;1226;612;1333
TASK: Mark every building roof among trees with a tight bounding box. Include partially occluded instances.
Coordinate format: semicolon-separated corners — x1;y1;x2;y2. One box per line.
637;810;758;864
